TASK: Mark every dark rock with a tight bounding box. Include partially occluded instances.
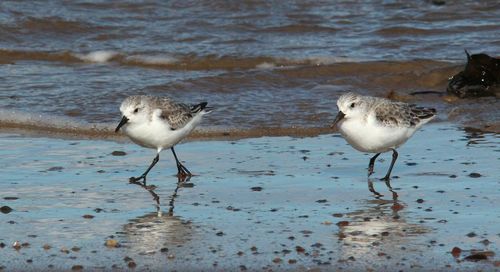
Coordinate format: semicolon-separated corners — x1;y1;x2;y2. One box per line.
468;172;482;178
295;246;305;253
111;151;127;156
466;232;477;238
0;206;13;214
451;247;461;258
336;221;349;227
464;253;489;261
447;50;500;98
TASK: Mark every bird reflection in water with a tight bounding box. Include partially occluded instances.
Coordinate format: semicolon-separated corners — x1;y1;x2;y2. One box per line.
336;179;429;262
367;177;398;200
122;176;195;253
128;175;191;216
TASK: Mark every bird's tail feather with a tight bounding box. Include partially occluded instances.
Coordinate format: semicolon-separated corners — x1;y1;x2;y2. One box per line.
191;102;213;114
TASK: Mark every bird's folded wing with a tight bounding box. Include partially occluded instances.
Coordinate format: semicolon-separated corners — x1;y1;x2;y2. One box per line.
374;102;415;127
157;98;193;130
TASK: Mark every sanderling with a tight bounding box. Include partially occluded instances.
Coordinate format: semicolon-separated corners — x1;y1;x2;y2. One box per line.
115;95;212;182
331;92;436;180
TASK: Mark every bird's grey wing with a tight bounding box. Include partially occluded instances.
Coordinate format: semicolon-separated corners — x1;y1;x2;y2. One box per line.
409;105;436;121
375;102;436;128
157;99;193;130
374;102;414;127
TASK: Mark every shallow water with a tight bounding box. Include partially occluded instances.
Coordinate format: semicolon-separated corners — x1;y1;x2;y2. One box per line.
1;1;499;135
1;123;498;270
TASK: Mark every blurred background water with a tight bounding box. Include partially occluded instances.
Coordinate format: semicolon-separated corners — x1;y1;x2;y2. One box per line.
0;0;499;135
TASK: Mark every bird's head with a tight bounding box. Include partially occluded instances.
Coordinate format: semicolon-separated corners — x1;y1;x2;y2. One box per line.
115;96;150;132
331;92;366;128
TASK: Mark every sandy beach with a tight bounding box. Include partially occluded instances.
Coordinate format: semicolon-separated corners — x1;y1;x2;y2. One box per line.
1;2;499;270
1;123;498;271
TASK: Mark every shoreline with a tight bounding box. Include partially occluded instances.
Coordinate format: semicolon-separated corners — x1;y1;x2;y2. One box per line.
0;118;498;144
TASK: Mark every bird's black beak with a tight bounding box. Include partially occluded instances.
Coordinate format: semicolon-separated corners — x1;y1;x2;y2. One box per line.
331;111;345;129
115;116;129;132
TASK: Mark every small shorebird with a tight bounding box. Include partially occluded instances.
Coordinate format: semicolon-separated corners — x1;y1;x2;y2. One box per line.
115;95;212;183
331;92;436;180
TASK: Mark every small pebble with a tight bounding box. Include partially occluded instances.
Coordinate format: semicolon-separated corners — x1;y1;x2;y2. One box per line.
336;221;349;227
0;206;13;214
468;172;481;178
105;239;119;248
12;241;21;250
451;247;461;258
295;246;305;253
71;265;83;271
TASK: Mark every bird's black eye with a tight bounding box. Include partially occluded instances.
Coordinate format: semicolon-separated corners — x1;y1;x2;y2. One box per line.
350;103;356;108
134;108;139;113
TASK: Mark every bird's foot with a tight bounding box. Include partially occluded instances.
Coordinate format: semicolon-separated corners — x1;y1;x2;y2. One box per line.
380;176;391;182
176;164;192;180
129;175;147;185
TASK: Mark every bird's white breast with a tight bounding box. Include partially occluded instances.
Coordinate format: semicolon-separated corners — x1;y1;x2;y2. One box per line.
338;115;417;153
123;114;203;151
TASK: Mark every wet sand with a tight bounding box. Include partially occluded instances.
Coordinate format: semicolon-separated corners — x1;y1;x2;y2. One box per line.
0;123;499;271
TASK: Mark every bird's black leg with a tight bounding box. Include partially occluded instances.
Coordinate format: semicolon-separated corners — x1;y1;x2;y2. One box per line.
171;147;192;178
368;153;381;177
381;149;398;181
130;154;160;184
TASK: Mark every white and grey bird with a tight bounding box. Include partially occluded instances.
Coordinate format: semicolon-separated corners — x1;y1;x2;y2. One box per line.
115;95;212;183
331;92;436;180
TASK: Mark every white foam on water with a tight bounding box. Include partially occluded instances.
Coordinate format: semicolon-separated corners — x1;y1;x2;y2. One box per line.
255;62;276;69
255;56;369;70
305;56;368;65
75;50;118;63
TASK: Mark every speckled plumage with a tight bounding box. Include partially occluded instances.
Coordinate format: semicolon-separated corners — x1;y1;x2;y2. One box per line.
116;95;212;180
122;95;197;130
332;92;436;180
374;100;436;128
337;93;436;128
